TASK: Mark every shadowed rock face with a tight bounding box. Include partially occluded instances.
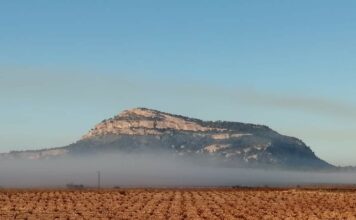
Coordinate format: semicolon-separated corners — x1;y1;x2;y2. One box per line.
1;108;333;170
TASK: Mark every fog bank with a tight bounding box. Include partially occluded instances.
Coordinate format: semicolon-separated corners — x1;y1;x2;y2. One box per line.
0;153;355;188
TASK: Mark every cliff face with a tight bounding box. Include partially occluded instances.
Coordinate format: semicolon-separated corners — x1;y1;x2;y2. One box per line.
82;108;219;138
1;108;333;170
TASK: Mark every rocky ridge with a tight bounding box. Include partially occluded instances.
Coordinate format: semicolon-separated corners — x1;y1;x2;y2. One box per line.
0;108;334;170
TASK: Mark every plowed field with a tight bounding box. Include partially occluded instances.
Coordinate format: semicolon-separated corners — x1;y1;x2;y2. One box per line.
1;188;356;219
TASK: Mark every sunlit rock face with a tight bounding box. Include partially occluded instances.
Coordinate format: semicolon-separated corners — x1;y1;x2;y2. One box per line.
82;108;222;139
1;108;333;170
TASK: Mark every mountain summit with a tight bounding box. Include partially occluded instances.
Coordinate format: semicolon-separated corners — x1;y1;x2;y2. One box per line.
1;108;333;170
82;108;220;139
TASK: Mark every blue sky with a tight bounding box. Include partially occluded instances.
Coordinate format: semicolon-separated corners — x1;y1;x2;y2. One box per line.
1;1;356;166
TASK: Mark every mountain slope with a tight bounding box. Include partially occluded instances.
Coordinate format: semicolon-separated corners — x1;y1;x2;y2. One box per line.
0;108;333;170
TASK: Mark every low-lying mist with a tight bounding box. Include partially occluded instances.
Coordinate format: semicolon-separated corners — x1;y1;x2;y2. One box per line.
0;153;355;188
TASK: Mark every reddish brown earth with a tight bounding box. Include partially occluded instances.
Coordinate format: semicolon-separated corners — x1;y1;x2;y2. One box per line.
1;188;356;219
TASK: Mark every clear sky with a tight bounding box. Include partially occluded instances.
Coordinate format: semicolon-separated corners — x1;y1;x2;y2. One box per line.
1;1;356;166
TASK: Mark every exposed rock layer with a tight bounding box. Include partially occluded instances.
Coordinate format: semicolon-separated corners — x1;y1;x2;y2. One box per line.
0;108;333;170
82;108;223;139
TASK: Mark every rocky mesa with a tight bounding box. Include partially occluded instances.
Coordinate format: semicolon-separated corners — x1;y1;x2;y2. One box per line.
0;108;333;170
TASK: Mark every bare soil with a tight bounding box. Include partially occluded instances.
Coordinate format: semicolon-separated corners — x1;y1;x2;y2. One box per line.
1;188;356;219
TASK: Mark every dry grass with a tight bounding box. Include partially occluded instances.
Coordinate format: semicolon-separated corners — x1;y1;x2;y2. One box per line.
1;188;356;219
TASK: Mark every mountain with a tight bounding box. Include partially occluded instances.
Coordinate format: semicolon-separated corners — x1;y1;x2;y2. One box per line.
0;108;334;170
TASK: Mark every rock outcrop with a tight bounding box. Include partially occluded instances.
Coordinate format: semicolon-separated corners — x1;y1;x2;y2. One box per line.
82;108;222;139
0;108;334;170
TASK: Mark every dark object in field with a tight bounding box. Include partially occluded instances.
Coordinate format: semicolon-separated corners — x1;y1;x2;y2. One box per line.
66;183;84;189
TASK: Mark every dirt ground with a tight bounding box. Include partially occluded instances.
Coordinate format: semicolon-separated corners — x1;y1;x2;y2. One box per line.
1;188;356;219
